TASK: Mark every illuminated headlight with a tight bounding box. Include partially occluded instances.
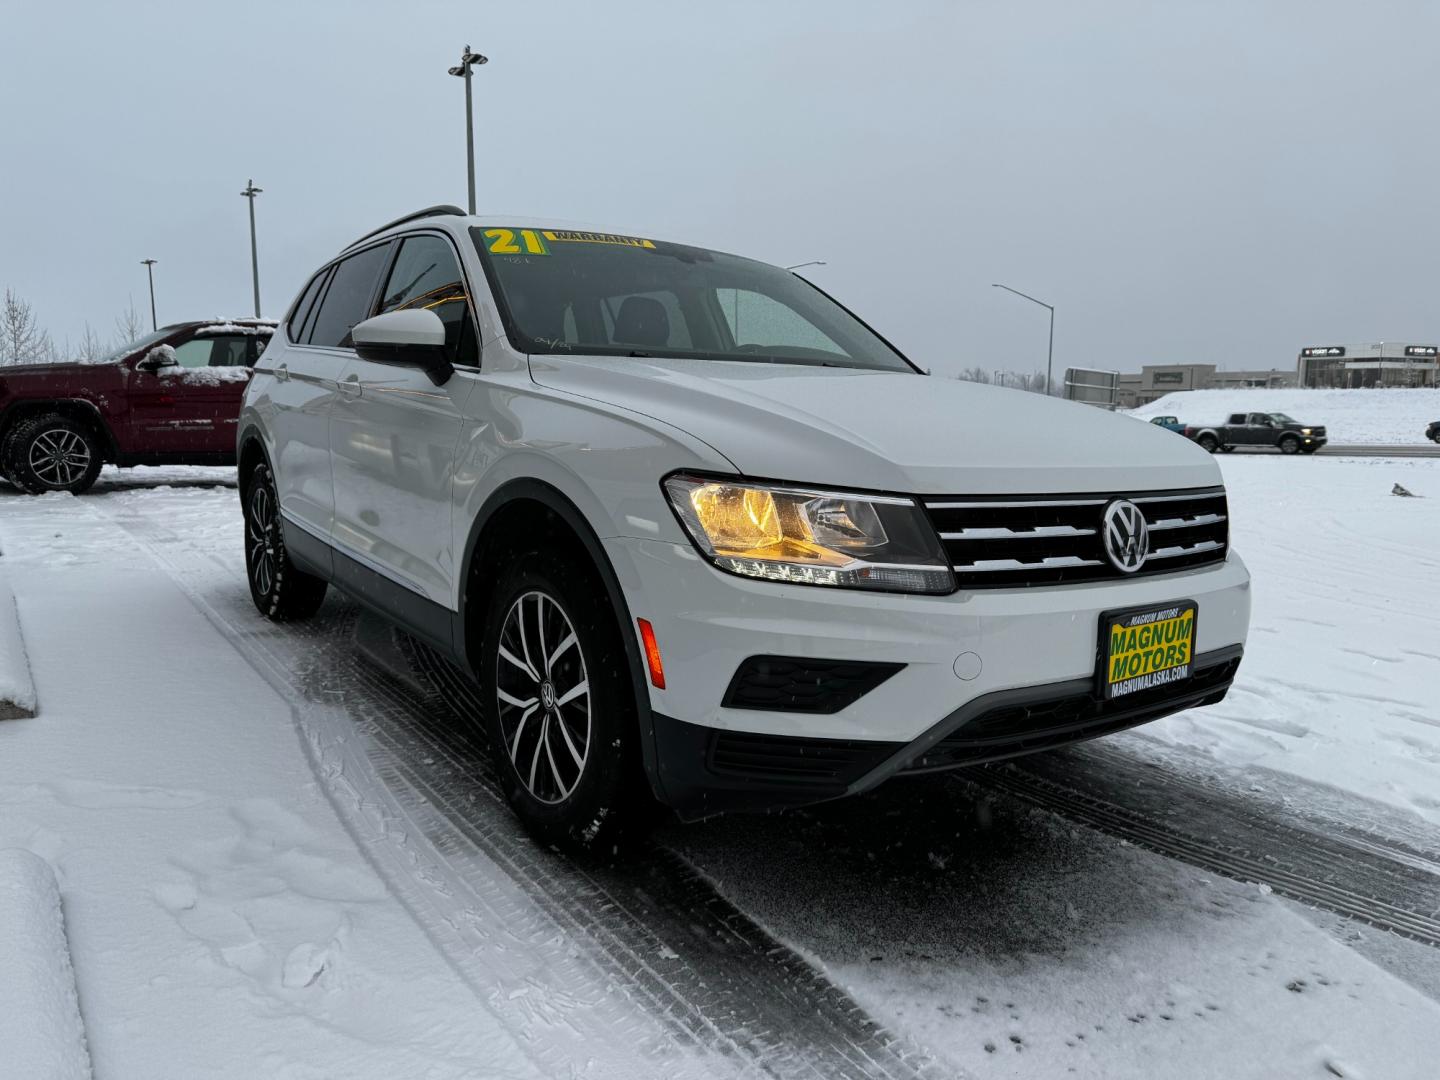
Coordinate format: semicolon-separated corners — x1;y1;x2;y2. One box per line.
1300;428;1312;435
662;475;954;594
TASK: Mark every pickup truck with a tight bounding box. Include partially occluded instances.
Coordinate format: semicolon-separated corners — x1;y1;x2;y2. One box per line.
1184;412;1326;455
1148;415;1186;433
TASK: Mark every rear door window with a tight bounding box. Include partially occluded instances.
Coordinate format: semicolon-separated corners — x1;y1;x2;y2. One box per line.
287;271;328;342
307;244;391;348
1227;414;1246;424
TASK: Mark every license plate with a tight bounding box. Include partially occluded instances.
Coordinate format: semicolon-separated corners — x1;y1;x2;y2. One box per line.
1100;601;1198;700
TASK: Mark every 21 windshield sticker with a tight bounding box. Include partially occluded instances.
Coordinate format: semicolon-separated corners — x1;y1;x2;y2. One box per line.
482;227;657;255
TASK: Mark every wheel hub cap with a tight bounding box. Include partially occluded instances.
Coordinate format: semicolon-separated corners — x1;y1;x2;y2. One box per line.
495;591;590;805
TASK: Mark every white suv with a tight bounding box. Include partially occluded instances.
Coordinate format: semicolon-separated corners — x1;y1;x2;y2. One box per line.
239;206;1251;849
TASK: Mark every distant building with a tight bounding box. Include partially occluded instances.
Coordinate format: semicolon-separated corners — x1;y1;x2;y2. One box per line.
1297;344;1437;389
1115;364;1296;408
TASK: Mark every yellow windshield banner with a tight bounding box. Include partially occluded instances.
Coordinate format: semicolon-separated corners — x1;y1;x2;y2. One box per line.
541;229;656;250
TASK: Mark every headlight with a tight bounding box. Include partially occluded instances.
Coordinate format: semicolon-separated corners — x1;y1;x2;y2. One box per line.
1300;428;1312;435
662;474;954;594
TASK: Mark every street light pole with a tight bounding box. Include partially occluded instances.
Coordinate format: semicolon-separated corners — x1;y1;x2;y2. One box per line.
992;282;1055;395
240;179;263;317
448;45;489;215
140;259;158;330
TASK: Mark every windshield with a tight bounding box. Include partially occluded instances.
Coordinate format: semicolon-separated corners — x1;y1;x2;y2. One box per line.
1269;412;1296;423
99;327;171;364
471;226;916;373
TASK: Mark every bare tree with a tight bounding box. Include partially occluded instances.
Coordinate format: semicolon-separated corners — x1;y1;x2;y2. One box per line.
71;323;108;363
0;288;55;366
114;299;147;346
956;366;993;384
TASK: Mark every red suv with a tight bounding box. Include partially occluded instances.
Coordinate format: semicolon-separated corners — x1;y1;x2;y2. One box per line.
0;318;274;494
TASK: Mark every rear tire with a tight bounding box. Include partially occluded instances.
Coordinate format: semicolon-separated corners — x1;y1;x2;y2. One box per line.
3;413;103;495
243;462;328;621
1278;435;1300;455
479;538;646;857
1196;433;1219;453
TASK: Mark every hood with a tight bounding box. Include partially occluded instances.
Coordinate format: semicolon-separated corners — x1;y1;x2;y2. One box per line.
529;355;1223;495
0;360;121;376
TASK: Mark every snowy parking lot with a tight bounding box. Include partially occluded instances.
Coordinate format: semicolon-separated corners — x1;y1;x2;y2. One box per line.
0;454;1436;1079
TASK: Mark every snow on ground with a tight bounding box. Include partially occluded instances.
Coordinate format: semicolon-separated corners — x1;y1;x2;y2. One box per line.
1129;387;1440;443
1;460;1438;1079
1145;454;1440;826
0;566;36;717
0;474;546;1080
0;848;92;1079
673;775;1438;1080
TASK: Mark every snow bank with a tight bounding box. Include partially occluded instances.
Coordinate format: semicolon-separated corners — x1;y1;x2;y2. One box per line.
1129;387;1440;444
0;850;93;1080
0;569;36;719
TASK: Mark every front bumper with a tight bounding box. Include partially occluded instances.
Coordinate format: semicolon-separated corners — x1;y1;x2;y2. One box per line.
654;645;1242;819
605;536;1251;816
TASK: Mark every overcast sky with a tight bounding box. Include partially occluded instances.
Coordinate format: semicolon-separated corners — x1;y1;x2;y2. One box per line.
2;0;1436;377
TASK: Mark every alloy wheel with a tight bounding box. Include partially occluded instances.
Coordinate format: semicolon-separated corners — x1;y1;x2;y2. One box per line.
494;590;591;805
28;428;91;488
247;482;278;598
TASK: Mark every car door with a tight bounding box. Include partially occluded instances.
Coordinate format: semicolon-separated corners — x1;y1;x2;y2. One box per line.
270;243;393;544
1244;412;1272;445
328;232;479;609
127;332;256;457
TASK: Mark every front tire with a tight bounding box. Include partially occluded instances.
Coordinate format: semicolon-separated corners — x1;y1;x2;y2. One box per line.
1278;435;1300;455
4;414;103;495
480;542;644;855
243;462;327;621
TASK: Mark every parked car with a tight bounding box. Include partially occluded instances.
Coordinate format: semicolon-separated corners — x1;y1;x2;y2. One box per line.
0;319;274;494
1427;420;1440;443
238;206;1251;851
1184;412;1326;455
1148;415;1186;433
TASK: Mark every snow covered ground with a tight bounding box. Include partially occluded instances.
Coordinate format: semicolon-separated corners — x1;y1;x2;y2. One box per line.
1129;387;1440;444
1146;454;1440;826
0;460;1436;1079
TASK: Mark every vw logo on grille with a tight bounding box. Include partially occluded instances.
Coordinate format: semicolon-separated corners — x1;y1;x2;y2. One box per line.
1102;499;1149;573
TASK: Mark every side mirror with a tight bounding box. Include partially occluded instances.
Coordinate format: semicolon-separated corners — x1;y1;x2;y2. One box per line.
136;345;178;372
351;309;453;386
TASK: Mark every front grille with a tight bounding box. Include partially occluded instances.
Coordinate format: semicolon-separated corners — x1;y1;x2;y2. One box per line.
722;656;904;714
1309;426;1327;438
924;487;1229;588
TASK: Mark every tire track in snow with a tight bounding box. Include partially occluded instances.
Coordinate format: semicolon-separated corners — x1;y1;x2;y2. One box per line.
970;746;1440;949
102;497;947;1080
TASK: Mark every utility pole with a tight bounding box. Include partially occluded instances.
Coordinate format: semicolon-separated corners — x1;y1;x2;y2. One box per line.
140;259;158;330
240;179;263;317
448;45;488;214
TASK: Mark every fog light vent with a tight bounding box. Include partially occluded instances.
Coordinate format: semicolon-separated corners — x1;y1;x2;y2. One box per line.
721;656;903;715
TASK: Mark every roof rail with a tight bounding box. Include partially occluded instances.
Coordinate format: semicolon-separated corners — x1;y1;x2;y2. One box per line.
343;204;467;251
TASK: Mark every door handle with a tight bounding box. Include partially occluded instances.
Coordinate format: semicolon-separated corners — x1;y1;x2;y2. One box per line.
274;363;290;382
338;374;362;399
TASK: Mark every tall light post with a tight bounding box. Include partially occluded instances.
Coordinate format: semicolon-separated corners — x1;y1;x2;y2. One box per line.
448;45;488;215
240;179;263;317
140;259;158;330
992;283;1055;395
785;260;827;271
